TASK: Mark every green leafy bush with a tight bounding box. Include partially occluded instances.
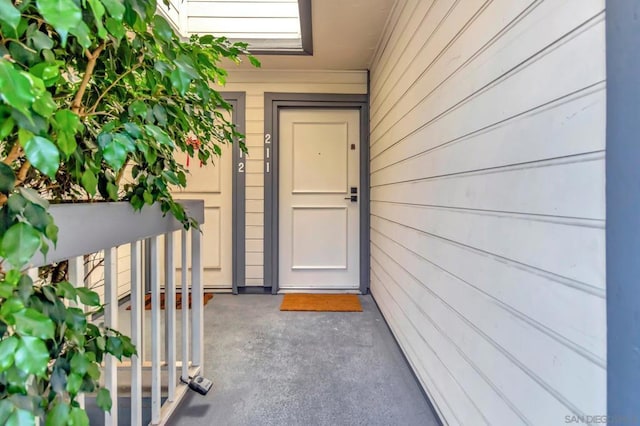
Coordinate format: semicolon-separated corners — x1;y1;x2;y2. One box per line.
0;0;257;422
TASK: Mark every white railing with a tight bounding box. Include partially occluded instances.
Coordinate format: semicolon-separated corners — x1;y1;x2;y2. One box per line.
31;200;205;425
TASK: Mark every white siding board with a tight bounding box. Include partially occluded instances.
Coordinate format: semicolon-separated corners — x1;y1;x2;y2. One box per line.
372;155;606;221
372;15;606;157
371;212;606;360
369;0;431;98
371;200;606;294
371;270;474;426
371;86;606;176
246;240;263;253
371;246;591;425
371;0;488;122
372;228;606;412
369;0;606;424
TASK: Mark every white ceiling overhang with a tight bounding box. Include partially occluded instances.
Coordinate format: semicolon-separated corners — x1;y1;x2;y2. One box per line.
158;0;395;70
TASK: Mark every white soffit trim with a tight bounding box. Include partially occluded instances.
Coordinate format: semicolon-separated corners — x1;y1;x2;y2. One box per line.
186;0;306;53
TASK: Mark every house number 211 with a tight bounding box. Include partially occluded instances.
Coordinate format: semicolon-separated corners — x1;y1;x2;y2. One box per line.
265;133;271;173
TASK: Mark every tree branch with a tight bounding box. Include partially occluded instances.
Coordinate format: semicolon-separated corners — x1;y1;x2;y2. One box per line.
88;62;143;114
2;142;22;165
71;42;108;114
115;158;130;186
15;160;31;185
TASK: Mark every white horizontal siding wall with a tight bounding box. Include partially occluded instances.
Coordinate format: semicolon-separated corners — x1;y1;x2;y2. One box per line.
224;70;368;285
369;1;606;425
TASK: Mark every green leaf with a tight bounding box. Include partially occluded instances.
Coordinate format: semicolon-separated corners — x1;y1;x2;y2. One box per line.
105;17;125;40
0;296;24;319
18;187;49;209
152;104;167;125
143;191;153;205
0;116;15;140
23;201;51;232
128;100;147;118
29;31;54;51
100;0;125;19
56;281;77;300
113;133;135;152
152;15;174;42
0;283;13;298
88;0;107;39
0;0;20;30
29;63;60;87
120;335;137;357
0;222;41;268
13;308;56;340
17;274;34;301
102;139;127;170
96;388;112;412
106;181;118;200
76;287;100;306
124;122;141;138
56;132;77;157
45;222;58;243
81;169;97;196
54;110;81;157
69;21;91;49
0;336;18;372
248;55;261;68
6;408;35;426
170;68;191;95
66;372;82;395
7;194;28;215
65;307;86;331
36;0;82;44
69;352;89;375
0;399;13;424
14;336;49;377
86;360;100;379
106;336;123;359
138;143;157;164
54;109;81;131
69;406;89;426
32;92;57;117
23;136;60;178
145;124;174;147
4;269;22;286
176;55;199;79
45;401;70;426
50;364;67;392
0;60;35;115
0;163;15;193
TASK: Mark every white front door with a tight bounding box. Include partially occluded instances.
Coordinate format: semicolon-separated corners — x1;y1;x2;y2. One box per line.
172;112;233;289
279;109;360;290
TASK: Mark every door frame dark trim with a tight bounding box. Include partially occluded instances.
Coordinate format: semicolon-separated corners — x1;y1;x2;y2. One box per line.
222;92;246;294
605;0;640;421
263;93;370;295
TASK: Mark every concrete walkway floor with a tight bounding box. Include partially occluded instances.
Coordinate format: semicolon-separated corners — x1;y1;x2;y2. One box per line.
168;294;440;426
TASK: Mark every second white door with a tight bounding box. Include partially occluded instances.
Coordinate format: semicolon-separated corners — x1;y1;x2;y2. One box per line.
279;109;360;290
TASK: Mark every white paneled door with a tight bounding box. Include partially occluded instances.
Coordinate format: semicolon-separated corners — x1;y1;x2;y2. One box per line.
172;112;233;290
279;109;360;290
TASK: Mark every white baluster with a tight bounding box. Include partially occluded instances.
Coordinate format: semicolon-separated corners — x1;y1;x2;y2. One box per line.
181;230;190;381
150;236;161;424
191;229;203;369
130;241;143;426
164;232;177;401
104;248;118;426
67;257;85;409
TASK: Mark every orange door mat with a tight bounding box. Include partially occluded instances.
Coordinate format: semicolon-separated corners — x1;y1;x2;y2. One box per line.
280;294;363;312
126;293;214;310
